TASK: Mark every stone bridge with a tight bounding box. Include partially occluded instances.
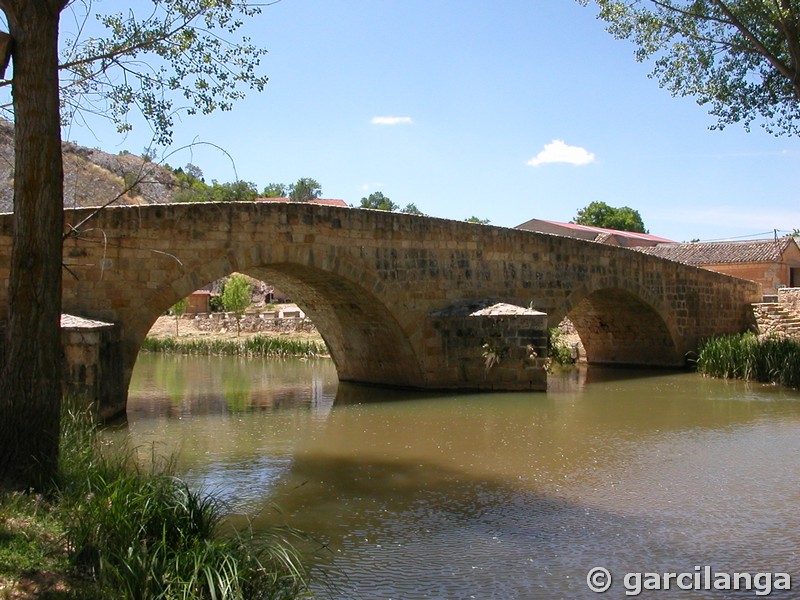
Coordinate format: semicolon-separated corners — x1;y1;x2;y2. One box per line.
0;203;761;416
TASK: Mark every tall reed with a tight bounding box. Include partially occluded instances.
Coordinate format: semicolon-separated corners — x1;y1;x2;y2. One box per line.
57;402;312;599
141;335;328;358
696;333;800;388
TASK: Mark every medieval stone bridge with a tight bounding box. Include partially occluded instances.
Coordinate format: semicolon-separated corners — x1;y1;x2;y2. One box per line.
0;202;761;416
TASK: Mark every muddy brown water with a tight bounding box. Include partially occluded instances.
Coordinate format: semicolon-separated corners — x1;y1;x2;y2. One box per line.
120;354;800;599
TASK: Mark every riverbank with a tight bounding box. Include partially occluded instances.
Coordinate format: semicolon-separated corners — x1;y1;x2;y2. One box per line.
0;404;311;599
144;307;329;357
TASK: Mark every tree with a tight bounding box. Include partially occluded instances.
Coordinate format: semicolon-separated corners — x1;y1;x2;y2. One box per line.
360;192;399;211
0;1;269;491
289;178;322;201
572;201;648;233
221;274;251;336
172;169;259;203
465;216;491;224
579;0;800;136
262;183;288;198
359;192;424;215
0;0;67;492
170;297;188;336
401;203;424;215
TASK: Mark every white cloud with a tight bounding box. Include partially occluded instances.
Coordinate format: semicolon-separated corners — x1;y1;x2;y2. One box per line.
371;116;413;126
527;139;596;167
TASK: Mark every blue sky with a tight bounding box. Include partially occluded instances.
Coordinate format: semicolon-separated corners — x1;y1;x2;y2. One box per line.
64;0;800;243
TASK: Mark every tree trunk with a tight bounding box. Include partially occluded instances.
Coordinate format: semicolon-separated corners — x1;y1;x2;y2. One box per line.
0;1;66;491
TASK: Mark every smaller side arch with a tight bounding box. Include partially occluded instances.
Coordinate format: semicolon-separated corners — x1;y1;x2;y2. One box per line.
564;287;683;367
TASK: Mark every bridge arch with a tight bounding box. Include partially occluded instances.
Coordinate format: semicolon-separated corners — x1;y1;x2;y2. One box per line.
559;286;682;366
127;257;425;394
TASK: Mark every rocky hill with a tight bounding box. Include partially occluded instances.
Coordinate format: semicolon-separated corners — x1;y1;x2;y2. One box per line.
0;119;177;213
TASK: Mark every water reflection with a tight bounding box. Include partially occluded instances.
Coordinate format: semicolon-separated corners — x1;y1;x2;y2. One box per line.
129;353;338;417
124;355;800;599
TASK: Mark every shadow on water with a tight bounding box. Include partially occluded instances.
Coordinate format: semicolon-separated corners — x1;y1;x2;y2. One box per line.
254;453;795;600
333;382;452;406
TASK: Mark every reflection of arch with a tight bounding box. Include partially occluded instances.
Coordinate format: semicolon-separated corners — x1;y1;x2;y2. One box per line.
563;287;681;366
128;258;424;393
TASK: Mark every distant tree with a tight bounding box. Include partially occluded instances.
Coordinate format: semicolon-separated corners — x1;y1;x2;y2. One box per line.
221;274;251;336
172;171;258;203
170;297;188;336
572;201;648;233
579;0;800;136
215;180;258;202
360;192;424;215
401;203;424;215
262;182;288;198
465;216;491;224
360;192;399;211
184;164;204;181
289;178;322;201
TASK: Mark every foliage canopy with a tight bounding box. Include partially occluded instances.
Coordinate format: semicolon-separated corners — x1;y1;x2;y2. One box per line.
359;192;424;215
289;178;322;201
579;0;800;136
47;0;270;146
572;201;648;233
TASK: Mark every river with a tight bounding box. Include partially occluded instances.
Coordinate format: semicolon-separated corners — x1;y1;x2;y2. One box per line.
123;353;800;599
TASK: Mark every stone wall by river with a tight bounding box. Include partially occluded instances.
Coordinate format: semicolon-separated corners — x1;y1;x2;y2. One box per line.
181;311;318;336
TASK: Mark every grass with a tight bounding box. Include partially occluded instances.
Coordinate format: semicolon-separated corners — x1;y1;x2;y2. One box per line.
141;335;328;359
0;402;313;599
696;332;800;388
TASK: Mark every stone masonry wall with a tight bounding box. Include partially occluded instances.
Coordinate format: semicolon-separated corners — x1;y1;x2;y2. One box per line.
189;311;318;335
778;288;800;313
0;203;762;414
753;288;800;339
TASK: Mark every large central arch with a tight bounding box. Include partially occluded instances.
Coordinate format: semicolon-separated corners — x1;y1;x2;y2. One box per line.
125;255;427;394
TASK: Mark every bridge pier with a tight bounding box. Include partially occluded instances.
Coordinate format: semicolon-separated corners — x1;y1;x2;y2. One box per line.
61;315;126;418
430;302;548;391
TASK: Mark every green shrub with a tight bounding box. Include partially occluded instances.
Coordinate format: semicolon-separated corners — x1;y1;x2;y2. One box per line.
548;328;575;366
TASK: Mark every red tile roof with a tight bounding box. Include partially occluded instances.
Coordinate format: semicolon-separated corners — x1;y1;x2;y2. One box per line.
255;197;349;207
536;219;674;243
636;237;799;265
515;218;674;246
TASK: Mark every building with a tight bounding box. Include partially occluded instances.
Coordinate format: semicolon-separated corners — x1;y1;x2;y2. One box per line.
637;237;800;293
186;286;215;314
515;218;674;248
